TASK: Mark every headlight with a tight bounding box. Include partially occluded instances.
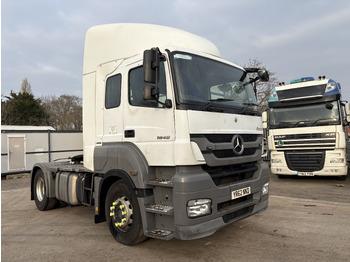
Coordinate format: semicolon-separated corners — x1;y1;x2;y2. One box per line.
262;182;269;196
187;199;211;218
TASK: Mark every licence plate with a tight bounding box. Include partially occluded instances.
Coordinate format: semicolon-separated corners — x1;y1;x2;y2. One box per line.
232;186;251;200
298;172;314;176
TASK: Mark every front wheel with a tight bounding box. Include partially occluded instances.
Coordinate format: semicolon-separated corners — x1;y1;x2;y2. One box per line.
33;169;58;211
105;181;147;245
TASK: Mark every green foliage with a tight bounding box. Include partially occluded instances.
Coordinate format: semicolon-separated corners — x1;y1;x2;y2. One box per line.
1;91;49;126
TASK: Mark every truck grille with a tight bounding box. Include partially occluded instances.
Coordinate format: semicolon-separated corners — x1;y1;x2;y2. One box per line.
285;151;325;172
222;206;254;223
203;162;257;186
274;133;336;150
191;134;262;167
218;195;253;211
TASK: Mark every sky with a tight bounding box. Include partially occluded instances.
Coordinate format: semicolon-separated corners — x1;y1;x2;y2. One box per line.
2;0;350;101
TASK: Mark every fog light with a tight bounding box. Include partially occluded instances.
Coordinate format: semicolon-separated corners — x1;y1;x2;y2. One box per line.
262;182;269;196
271;159;282;164
330;158;344;164
187;199;211;218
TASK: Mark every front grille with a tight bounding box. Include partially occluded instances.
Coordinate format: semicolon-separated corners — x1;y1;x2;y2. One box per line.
204;134;258;143
211;148;257;158
222;206;254;223
274;133;336;150
285;151;325;172
191;134;262;167
203;162;257;186
218;195;253;211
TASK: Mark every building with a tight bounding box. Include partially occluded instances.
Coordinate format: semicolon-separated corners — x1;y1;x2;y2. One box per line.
1;125;83;175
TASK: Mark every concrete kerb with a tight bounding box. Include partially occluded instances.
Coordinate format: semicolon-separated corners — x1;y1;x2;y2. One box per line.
2;172;31;180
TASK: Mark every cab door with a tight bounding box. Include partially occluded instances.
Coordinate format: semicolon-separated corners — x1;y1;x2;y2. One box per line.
122;58;175;165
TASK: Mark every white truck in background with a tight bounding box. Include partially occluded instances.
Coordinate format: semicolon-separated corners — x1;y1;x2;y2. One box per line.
31;23;270;245
263;76;350;179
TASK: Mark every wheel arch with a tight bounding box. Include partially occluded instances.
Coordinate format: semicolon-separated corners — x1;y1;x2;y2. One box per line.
31;163;58;200
31;165;42;200
94;142;152;189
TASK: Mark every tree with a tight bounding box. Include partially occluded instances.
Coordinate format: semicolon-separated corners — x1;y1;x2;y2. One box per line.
20;78;32;94
42;95;82;131
1;90;49;126
242;58;279;113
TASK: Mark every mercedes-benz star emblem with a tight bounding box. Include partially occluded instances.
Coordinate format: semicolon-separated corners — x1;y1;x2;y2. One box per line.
232;135;244;155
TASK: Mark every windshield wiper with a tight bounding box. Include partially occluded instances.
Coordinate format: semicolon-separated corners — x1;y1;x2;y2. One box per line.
271;121;294;128
293;120;311;127
311;118;339;126
201;98;235;111
239;102;258;114
210;98;235;102
243;102;258;106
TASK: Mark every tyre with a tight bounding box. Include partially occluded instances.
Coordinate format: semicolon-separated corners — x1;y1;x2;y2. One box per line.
33;169;58;211
105;181;147;245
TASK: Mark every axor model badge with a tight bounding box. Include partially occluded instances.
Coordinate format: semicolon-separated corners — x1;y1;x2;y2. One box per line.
232;135;244;155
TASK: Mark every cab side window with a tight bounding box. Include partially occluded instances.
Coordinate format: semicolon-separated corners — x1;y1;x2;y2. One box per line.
105;74;121;109
129;62;166;107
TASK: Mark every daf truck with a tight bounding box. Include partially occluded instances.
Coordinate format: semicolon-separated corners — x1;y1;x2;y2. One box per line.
31;23;270;245
263;76;350;179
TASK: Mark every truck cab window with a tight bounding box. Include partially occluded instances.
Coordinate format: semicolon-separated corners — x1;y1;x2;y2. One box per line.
105;74;121;109
172;52;257;113
129;63;167;107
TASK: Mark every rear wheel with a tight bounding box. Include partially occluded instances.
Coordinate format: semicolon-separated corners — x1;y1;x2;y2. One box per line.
33;169;58;211
105;181;147;245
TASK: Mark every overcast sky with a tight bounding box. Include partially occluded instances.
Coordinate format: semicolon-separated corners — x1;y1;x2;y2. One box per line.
2;0;350;101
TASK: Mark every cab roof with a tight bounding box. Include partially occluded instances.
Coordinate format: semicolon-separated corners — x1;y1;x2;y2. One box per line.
83;23;221;74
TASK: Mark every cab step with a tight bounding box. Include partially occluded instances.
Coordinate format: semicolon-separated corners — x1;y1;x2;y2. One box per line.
146;229;174;240
145;204;174;215
146;178;173;187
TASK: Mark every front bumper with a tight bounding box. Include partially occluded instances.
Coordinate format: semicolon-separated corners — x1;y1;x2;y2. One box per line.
270;165;348;176
175;198;268;240
270;150;348;177
172;160;270;240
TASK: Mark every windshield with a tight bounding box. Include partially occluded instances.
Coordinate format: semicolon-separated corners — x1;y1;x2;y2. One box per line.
172;52;258;114
269;101;341;129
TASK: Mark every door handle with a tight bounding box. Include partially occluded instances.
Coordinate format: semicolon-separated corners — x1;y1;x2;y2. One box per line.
124;130;135;138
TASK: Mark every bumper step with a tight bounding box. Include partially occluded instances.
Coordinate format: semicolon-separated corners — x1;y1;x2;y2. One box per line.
146;229;174;240
146;178;173;187
145;204;174;215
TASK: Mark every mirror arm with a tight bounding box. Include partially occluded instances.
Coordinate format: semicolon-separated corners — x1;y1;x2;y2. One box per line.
152;48;165;99
249;76;260;84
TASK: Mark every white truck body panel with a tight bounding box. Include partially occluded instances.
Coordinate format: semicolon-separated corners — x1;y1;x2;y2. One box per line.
83;23;221;74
